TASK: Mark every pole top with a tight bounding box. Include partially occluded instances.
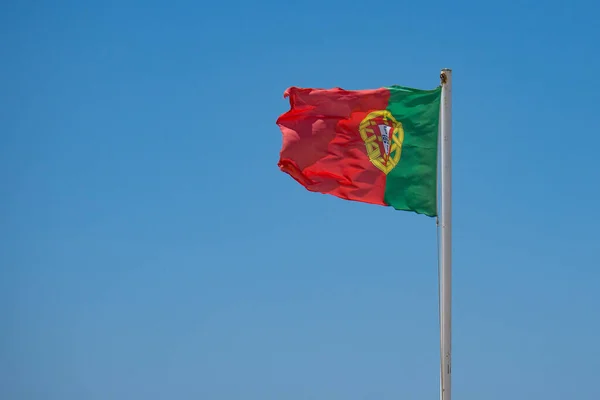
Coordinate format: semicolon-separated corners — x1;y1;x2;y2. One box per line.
440;69;452;85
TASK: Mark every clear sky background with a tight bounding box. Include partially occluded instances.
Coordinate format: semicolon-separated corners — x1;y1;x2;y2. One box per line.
1;0;599;399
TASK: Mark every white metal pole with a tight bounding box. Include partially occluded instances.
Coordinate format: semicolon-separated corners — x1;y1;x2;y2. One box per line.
439;68;452;400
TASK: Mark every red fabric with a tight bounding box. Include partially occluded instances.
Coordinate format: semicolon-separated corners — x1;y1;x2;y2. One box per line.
276;87;389;206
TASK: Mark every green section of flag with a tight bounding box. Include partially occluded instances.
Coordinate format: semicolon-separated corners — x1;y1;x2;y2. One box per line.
384;85;441;217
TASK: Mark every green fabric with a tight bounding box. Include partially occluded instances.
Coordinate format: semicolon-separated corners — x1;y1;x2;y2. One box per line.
384;85;441;217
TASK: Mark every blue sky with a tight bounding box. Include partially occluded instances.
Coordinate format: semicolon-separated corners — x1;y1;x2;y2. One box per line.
1;0;599;399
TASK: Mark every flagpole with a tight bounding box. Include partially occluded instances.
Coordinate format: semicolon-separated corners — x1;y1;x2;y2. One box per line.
439;68;452;400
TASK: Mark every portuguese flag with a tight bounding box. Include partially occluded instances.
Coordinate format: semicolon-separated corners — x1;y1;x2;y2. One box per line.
276;84;442;217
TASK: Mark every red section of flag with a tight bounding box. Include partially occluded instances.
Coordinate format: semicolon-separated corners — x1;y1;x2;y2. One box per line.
276;87;390;206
